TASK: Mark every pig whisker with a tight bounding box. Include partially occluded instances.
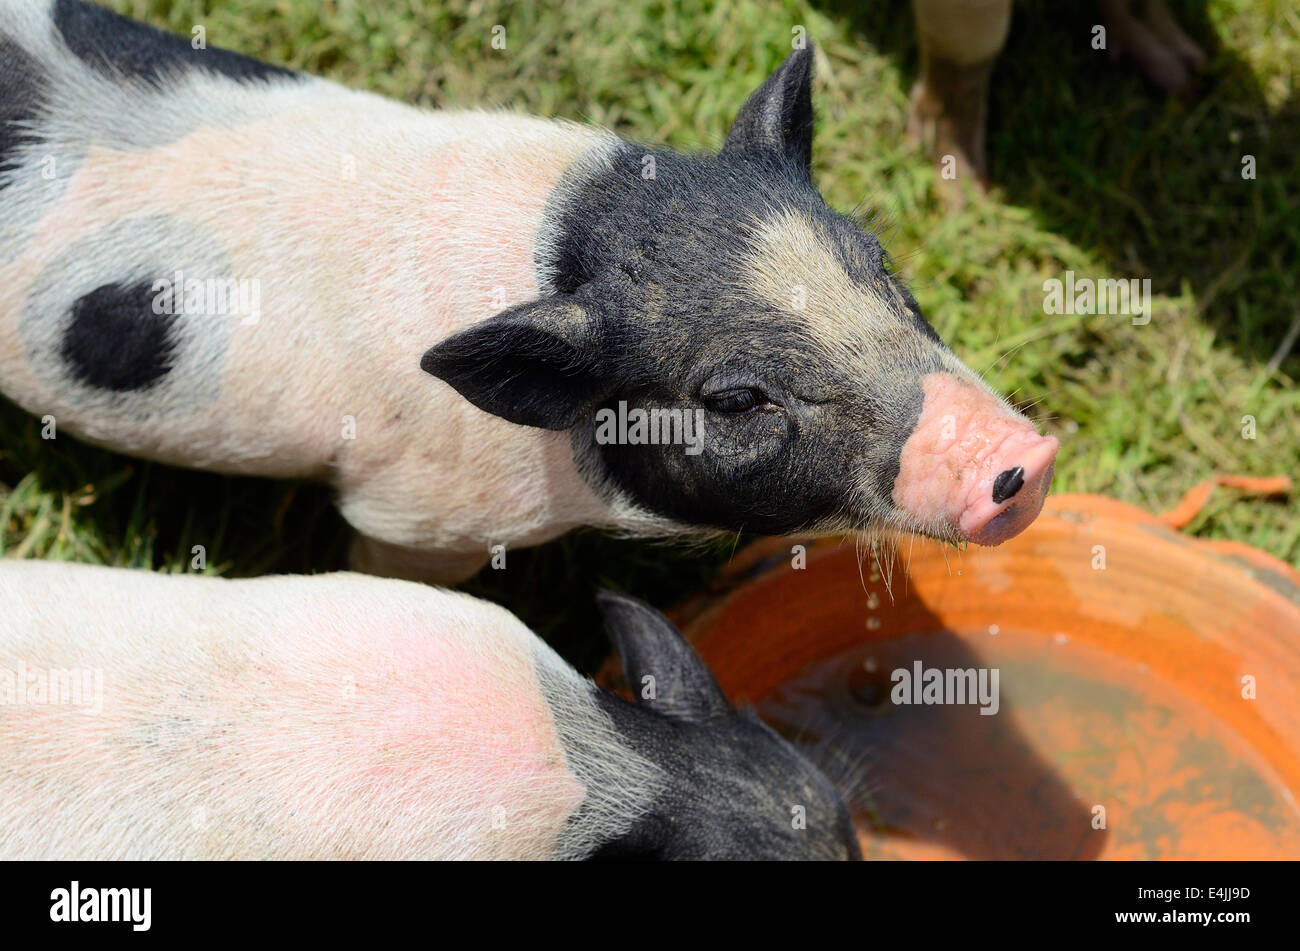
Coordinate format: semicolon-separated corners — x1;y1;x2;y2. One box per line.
840;753;881;816
823;745;877;813
851;534;877;602
979;337;1036;379
726;530;743;563
778;713;877;815
815;734;879;818
872;539;896;603
854;534;868;596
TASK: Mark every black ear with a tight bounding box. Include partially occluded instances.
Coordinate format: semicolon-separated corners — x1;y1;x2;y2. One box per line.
720;45;815;175
597;590;731;722
420;296;608;430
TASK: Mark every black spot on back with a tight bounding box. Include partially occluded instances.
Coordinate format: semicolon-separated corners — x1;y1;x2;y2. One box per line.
54;0;299;87
61;281;177;391
0;35;48;188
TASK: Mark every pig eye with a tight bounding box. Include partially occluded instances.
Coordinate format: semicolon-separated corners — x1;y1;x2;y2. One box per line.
704;387;766;414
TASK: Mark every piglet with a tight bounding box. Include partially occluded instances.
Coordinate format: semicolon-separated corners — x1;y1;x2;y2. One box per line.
1;1;1057;583
0;560;860;861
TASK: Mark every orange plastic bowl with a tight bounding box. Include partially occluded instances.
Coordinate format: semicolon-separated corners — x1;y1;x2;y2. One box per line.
672;494;1300;860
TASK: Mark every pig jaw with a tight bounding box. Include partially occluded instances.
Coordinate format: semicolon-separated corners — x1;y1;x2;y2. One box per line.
890;371;1058;546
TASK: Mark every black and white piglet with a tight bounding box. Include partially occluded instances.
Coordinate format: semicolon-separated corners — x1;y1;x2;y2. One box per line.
0;1;1057;582
0;560;860;860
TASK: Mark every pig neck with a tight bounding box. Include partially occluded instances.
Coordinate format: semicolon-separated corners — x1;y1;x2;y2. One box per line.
530;643;666;860
521;138;716;543
322;106;632;553
334;119;703;555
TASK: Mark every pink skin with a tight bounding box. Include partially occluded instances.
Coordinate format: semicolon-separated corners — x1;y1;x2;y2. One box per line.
892;372;1059;546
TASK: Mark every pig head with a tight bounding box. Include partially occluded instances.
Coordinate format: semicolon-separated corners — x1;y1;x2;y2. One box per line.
424;46;1058;551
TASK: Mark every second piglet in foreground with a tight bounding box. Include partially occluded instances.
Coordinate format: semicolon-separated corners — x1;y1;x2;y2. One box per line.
0;561;860;861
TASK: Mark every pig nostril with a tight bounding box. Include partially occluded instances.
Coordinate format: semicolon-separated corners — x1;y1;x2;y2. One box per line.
991;466;1025;504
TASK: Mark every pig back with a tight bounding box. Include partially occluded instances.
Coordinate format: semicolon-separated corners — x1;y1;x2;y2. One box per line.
0;562;590;859
1;4;605;484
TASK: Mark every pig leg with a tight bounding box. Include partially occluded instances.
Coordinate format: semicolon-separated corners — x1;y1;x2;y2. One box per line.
1142;0;1208;71
907;0;1013;196
1101;0;1207;96
348;534;488;586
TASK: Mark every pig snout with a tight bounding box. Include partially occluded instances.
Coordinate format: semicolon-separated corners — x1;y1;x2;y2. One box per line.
892;372;1058;546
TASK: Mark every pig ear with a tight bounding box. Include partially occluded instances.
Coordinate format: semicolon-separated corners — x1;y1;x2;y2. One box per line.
720;45;815;175
419;296;608;430
597;590;731;722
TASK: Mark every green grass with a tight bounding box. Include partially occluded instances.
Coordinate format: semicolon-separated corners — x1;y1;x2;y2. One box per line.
2;0;1296;671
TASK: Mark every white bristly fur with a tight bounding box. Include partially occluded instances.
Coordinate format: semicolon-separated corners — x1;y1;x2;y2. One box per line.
0;1;661;582
0;560;660;860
